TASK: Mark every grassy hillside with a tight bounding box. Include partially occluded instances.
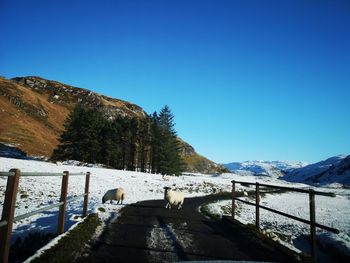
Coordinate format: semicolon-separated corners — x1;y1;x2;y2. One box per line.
0;77;68;156
0;76;227;173
178;139;229;174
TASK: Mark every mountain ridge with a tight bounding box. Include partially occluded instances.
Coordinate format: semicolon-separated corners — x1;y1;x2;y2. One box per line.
223;160;306;177
0;76;226;174
282;154;350;187
223;155;350;187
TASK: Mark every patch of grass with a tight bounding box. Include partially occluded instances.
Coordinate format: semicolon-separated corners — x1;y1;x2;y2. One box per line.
97;207;105;212
30;213;102;263
221;204;232;215
200;203;221;220
11;127;35;142
9;232;55;263
20;193;29;199
240;223;312;262
200;195;242;220
181;150;224;174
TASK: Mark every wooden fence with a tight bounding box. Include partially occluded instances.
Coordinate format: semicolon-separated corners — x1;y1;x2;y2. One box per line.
231;180;339;260
0;169;91;263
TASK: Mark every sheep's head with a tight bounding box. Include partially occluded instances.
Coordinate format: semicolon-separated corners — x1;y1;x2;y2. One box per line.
163;187;171;199
163;187;171;195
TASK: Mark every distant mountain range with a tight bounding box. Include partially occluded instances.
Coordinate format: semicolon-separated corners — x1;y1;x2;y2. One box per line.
282;155;350;187
0;76;227;174
223;160;306;178
223;155;350;187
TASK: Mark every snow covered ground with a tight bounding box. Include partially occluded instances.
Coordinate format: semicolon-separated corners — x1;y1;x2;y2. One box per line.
205;178;350;258
0;157;231;243
1;157;349;259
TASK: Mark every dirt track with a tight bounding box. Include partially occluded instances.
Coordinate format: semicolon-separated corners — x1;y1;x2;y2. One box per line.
81;194;304;262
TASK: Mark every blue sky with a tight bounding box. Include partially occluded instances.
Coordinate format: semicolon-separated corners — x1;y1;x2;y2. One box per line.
1;0;349;163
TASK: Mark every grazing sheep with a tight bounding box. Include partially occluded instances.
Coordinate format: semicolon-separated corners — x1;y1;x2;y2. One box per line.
162;175;171;181
164;187;184;209
102;188;126;204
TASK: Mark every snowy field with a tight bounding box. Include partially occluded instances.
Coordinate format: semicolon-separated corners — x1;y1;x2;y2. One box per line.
1;157;349;259
0;157;231;242
207;191;350;254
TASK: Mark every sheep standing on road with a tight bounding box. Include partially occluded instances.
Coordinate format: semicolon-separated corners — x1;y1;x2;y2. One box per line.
164;187;184;209
102;188;126;204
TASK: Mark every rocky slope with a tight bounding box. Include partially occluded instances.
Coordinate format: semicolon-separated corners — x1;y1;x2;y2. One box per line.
178;138;228;174
0;76;225;174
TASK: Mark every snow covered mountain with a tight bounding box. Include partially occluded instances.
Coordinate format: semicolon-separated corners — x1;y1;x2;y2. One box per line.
224;155;350;187
282;155;350;187
223;160;306;178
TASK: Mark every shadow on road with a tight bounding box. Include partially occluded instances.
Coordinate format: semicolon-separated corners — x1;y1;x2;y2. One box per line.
78;194;308;263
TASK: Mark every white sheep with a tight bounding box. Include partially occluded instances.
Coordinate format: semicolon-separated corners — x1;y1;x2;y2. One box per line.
164;186;184;209
102;188;126;204
162;175;171;181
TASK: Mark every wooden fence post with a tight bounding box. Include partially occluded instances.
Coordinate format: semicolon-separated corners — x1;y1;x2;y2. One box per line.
256;182;260;229
309;189;316;260
57;171;69;234
82;172;90;217
0;169;20;263
232;180;236;219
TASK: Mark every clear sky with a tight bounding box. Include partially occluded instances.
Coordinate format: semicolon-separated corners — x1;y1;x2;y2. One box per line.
1;0;349;164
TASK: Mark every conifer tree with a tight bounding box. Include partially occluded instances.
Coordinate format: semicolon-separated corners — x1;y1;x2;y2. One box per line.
115;116;127;169
52;104;183;174
137;116;151;172
52;104;84;161
52;105;105;163
80;107;106;163
126;117;138;170
150;112;161;174
99;120;120;166
157;105;183;175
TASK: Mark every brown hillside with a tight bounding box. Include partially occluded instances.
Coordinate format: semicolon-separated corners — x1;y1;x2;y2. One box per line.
178;138;228;174
0;76;227;173
0;77;69;156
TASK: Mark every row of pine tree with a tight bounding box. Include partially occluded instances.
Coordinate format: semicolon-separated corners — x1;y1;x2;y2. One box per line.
52;105;183;175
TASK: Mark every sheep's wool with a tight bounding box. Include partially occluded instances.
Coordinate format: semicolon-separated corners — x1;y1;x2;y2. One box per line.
103;188;126;204
165;189;184;209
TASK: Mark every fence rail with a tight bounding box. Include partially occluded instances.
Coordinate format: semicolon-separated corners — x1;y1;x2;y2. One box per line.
0;172;15;177
0;171;85;177
0;169;91;263
231;180;339;261
233;180;336;196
